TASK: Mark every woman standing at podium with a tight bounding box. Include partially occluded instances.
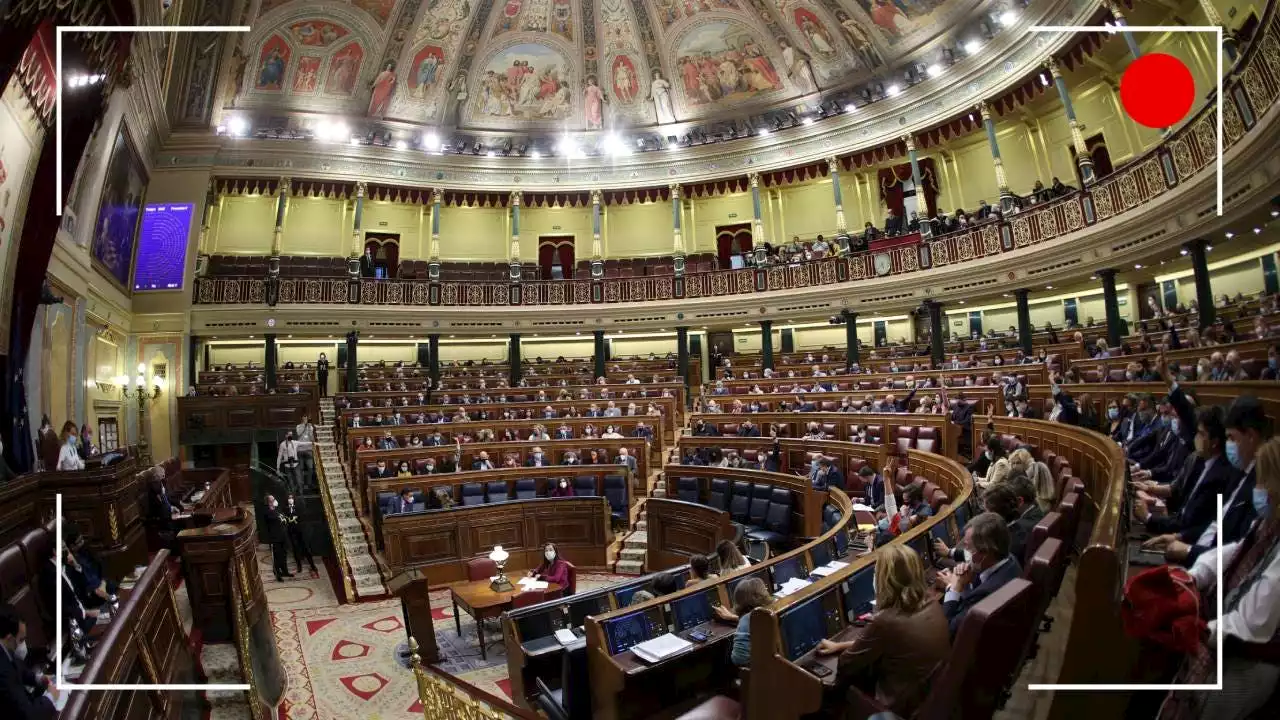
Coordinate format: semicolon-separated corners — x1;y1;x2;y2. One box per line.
528;543;570;588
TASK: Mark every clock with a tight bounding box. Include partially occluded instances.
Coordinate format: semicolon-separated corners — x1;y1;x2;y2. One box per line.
266;318;276;328
873;253;892;276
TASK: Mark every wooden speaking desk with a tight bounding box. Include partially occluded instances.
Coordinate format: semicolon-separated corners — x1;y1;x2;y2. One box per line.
380;495;613;586
177;503;263;642
450;578;562;661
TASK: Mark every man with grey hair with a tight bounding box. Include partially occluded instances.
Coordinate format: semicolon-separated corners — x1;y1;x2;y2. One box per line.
937;511;1022;637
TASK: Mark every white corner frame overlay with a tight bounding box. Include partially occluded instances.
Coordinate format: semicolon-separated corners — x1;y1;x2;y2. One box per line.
1029;24;1224;216
54;24;251;216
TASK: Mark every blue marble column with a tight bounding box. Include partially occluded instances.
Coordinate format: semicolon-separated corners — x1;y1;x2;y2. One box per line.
903;135;932;238
509;190;523;283
269;177;290;277
977;102;1014;212
1048;58;1096;186
429;187;442;280
591;189;604;279
348;181;367;278
671;183;686;277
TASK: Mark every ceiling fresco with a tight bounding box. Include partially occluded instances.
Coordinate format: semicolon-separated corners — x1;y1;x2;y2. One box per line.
227;0;990;131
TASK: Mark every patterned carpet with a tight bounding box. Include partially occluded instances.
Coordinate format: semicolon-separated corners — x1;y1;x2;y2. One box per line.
265;552;625;719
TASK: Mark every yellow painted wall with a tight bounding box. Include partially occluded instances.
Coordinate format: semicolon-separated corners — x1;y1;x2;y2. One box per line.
689;193;753;254
778;182;838;241
522;206;594;262
363;201;427;259
605;202;675;257
45;308;72;426
212;195;275;254
439;206;509;261
283;196;349;256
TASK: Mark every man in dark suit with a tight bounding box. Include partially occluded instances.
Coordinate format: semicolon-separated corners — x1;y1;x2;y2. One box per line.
758;440;782;473
692;419;721;437
737;420;761;437
859;466;885;509
359;248;377;277
525;447;549;467
389;488;416;515
282;495;317;575
0;605;56;719
1003;477;1046;563
264;495;292;582
615;447;638;474
1136;406;1238;543
145;469;185;551
938;512;1023;637
472;451;495;470
369;460;395;479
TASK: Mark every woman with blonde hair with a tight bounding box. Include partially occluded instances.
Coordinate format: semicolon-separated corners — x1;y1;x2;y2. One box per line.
1006;448;1034;478
816;544;950;717
1027;461;1057;512
980;457;1012;489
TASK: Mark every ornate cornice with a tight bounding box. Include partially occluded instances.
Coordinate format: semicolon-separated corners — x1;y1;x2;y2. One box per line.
156;0;1099;191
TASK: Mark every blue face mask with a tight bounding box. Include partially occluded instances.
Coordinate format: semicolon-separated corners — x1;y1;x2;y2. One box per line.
1107;408;1119;421
1252;487;1270;517
1226;440;1243;469
1271;358;1278;370
1171;418;1180;436
1159;415;1171;428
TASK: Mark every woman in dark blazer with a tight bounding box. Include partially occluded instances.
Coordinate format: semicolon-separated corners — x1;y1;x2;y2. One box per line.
816;544;950;718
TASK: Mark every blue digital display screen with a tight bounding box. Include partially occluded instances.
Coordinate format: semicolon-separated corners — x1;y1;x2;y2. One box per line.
771;556;806;588
603;608;665;655
779;591;843;661
810;541;832;568
133;203;195;291
842;566;876;619
670;591;714;632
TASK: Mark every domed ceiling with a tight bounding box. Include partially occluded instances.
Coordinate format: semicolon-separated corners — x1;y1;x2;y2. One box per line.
231;0;990;132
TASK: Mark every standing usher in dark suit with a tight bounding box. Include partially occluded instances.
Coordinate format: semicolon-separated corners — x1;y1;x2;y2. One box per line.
282;498;317;574
263;500;291;581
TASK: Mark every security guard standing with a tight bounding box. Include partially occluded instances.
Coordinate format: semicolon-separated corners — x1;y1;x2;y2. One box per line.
282;494;317;575
263;495;293;581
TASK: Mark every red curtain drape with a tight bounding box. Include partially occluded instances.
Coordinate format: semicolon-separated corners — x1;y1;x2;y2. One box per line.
538;237;574;279
715;224;751;266
878;159;939;219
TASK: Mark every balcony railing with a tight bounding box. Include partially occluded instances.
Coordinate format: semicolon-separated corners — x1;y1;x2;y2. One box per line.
192;17;1273;309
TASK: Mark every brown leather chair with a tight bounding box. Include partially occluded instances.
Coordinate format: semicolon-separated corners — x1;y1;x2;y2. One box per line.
1055;491;1083;553
466;557;497;581
845;578;1038;720
0;544;47;650
511;589;546;609
1026;511;1064;565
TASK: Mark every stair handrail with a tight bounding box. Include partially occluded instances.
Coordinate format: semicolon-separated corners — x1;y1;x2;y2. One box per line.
312;437;357;601
409;637;537;719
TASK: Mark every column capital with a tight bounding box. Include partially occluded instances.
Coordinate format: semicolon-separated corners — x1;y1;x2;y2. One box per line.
901;134;916;152
1095;267;1118;280
510;190;522;206
278;176;292;195
590;188;602;205
976;100;993;122
1186;237;1209;252
430;187;442;204
1014;288;1031;298
1101;0;1126;20
354;181;367;198
840;309;857;321
826;156;840;174
759;319;772;328
1046;57;1062;79
748;172;761;189
669;182;682;197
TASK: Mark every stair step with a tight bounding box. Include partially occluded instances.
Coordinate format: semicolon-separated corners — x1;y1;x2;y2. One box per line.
615;560;644;575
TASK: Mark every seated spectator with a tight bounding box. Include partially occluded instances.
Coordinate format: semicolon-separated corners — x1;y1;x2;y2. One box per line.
715;576;773;666
396;461;412;479
716;539;752;573
937;511;1023;637
1158;436;1280;718
689;554;718;582
471;452;495;471
968;435;1005;477
369;460;395;478
860;465;885;509
984;477;1044;561
550;478;574;497
815;544;950;718
388;488;416;514
1136;404;1237;540
562;451;581;466
528;543;571;587
0;603;60;715
810;456;844;491
876;483;932;545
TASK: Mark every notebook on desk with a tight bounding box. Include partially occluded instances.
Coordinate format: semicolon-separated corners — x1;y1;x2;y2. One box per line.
631;633;693;664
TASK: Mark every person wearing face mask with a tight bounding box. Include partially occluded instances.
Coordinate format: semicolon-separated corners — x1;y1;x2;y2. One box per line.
264;495;292;581
1136;405;1238;542
1261;343;1280;381
277;431;301;492
56;422;84;471
550;477;575;497
525;447;548;467
146;468;185;550
529;543;571;588
562;451;580;466
1157;437;1280;720
316;352;330;397
936;511;1022;637
968;436;1005;477
282;495;318;575
0;603;59;718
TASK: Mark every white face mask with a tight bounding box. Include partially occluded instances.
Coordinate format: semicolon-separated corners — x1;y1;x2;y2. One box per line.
544;550;556;562
963;548;974;564
14;640;28;661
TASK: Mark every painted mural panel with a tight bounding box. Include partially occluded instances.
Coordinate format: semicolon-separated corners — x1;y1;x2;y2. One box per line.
673;21;782;107
408;45;446;97
90;124;147;292
653;0;742;29
293;55;323;93
288;19;351;48
255;34;291;91
470;43;574;122
352;0;399;25
325;42;365;96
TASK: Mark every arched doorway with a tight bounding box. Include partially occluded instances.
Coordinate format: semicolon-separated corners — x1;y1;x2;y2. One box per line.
364;234;400;278
538;236;575;279
715;223;752;268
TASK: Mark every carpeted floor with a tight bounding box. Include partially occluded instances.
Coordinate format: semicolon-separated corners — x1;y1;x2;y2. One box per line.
264;548;625;719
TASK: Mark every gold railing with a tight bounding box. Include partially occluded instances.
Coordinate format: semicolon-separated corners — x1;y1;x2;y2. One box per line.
409;637;535;720
232;561;266;719
313;442;356;601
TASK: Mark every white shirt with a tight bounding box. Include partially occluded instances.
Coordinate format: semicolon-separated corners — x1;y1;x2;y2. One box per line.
294;423;315;452
943;556;1013;604
1195;461;1254;547
277;440;299;467
57;444;85;471
1189;532;1280;644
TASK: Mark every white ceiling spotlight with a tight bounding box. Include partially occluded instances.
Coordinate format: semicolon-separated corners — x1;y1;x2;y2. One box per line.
999;10;1018;26
964;39;982;55
423;132;440;150
926;64;943;78
226;115;249;137
886;84;901;97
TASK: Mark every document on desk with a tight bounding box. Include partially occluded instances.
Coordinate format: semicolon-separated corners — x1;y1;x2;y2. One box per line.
852;503;874;512
810;561;850;577
554;629;579;646
517;577;549;590
631;633;693;663
774;577;813;597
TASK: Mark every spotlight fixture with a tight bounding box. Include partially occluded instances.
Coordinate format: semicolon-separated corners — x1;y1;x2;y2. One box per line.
1134;264;1143;269
486;150;495;157
1225;231;1235;238
530;149;542;159
886;84;902;97
227;116;249;137
394;140;408;150
999;10;1018;26
964;39;982;54
844;103;858;113
926;64;943;78
423;132;440;150
757;127;770;137
802;116;814;125
1180;248;1189;255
